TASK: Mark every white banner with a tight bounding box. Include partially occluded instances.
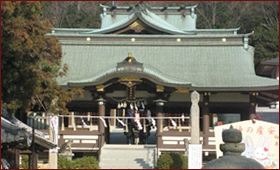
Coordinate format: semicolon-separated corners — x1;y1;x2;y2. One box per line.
214;120;279;169
188;144;203;169
49;115;59;153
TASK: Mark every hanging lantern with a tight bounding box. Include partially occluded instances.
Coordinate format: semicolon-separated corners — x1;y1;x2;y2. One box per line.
117;102;121;109
121;102;124;108
123;101;127;108
130;103;134;110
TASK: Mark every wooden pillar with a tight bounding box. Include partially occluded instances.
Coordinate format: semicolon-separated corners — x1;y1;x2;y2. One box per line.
156;101;164;134
110;109;116;128
28;154;31;169
14;149;20;169
34;152;38;169
203;93;210;146
97;98;106;147
249;93;257;120
155;100;165;149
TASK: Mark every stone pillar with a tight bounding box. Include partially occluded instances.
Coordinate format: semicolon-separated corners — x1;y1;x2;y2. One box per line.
49;152;58;169
97;98;106;147
203;93;210;146
249;93;257;120
191;91;200;144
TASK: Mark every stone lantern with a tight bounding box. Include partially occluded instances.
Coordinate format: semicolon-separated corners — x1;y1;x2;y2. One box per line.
202;125;265;169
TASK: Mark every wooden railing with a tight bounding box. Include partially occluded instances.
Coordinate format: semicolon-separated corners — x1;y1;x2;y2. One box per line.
27;112;204;133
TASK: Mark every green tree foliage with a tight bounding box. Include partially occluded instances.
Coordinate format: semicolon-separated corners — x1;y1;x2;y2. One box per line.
58;157;99;169
156;152;188;169
19;155;29;169
1;1;82;114
250;1;279;63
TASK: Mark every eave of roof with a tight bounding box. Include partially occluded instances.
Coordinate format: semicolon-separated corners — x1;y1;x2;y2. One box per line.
100;4;198;11
1;114;56;149
261;57;279;66
48;32;252;39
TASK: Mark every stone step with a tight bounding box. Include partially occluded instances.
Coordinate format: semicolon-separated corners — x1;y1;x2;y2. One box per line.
100;162;154;166
101;151;154;156
102;144;156;149
100;165;153;169
100;162;154;168
100;144;156;169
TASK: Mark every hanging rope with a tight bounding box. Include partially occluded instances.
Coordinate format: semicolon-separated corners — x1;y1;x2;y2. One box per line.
81;118;89;128
151;117;156;128
116;118;126;126
100;117;107;128
171;119;177;129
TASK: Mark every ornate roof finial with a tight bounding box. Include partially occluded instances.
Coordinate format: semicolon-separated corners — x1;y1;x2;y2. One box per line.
128;52;132;58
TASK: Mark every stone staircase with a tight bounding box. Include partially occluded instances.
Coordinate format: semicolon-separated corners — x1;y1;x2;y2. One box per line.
99;144;157;169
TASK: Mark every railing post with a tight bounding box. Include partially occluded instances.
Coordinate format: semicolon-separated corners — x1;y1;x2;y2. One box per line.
90;117;93;131
179;119;182;132
61;115;65;131
71;112;76;131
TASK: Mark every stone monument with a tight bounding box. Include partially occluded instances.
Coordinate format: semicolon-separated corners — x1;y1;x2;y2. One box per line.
190;91;200;144
202;126;265;169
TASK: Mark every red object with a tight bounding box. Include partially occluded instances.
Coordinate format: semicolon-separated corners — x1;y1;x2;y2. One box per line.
218;121;223;125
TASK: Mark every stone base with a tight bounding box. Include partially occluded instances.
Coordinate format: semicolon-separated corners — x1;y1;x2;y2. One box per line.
58;152;74;160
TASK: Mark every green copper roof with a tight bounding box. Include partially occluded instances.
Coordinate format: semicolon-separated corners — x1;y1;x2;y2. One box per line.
82;8;192;35
56;42;278;91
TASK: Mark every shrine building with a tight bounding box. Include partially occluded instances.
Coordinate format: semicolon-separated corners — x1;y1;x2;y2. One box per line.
32;2;279;165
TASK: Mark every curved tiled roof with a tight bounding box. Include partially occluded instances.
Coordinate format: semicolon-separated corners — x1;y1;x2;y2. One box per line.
82;9;192;35
1;109;56;149
57;43;279;91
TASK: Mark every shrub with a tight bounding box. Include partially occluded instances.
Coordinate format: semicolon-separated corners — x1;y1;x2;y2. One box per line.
156;153;173;169
58;157;74;169
156;152;188;169
58;156;99;169
74;156;99;169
